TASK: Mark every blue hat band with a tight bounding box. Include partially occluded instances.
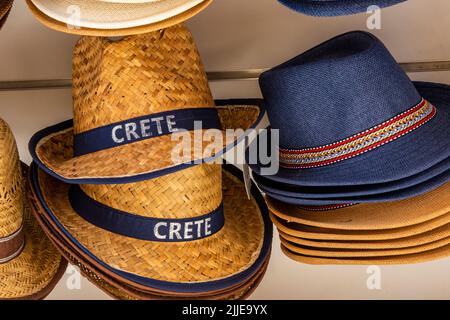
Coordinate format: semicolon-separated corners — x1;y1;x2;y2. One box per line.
68;185;225;242
73;108;220;157
279;99;436;169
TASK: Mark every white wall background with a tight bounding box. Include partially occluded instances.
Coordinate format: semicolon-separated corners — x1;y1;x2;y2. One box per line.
0;0;449;300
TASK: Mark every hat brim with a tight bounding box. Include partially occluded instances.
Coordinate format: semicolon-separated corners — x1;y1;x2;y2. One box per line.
277;0;407;17
30;0;207;29
28;195;270;300
0;0;13;29
280;235;450;258
29;162;273;294
271;212;450;241
253;157;450;199
0;165;67;300
281;244;450;265
30;99;265;184
26;0;212;37
262;170;450;206
248;82;450;187
267;182;450;231
278;222;450;250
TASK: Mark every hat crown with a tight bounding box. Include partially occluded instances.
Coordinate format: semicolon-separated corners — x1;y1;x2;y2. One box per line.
80;163;222;219
0;119;23;238
72;24;213;135
260;31;422;150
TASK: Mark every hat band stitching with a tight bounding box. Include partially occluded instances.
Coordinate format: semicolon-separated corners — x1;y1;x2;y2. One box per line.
279;99;436;168
73;107;220;157
296;203;357;211
68;185;225;242
0;226;25;263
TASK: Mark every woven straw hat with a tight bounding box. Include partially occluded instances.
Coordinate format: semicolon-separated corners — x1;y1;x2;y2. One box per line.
267;182;450;231
30;24;264;184
0;119;66;300
28;190;270;299
29;159;272;295
270;212;450;241
281;244;450;265
26;0;212;36
0;0;13;29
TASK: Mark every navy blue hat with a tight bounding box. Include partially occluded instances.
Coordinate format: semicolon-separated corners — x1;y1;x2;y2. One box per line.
253;157;450;199
248;31;450;192
278;0;407;16
261;169;450;206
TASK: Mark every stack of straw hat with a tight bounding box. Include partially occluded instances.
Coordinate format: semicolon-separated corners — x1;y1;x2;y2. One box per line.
26;0;213;36
277;0;407;16
248;31;450;265
28;24;273;299
0;118;66;300
0;0;13;29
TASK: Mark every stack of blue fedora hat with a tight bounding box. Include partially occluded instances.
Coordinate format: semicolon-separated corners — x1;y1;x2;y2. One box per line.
277;0;407;16
247;31;450;265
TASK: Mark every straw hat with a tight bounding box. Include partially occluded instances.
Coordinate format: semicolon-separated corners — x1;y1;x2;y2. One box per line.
29;160;272;295
0;0;13;29
26;0;213;36
30;24;264;184
281;244;450;265
267;182;450;231
28;190;270;299
0;119;66;300
277;0;407;16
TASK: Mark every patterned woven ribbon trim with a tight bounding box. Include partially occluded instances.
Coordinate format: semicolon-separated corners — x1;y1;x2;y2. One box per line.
280;99;436;169
0;226;25;264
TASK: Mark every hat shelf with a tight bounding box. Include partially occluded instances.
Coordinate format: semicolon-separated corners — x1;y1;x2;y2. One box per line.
1;60;450;92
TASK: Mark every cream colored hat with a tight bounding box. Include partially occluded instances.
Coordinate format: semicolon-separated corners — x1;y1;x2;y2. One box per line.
27;0;213;36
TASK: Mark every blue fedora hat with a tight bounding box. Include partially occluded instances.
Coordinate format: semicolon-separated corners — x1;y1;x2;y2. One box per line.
262;170;450;206
248;32;450;190
253;157;450;199
278;0;407;16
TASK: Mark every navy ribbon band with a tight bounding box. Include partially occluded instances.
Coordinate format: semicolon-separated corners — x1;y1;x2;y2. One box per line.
73;108;220;157
68;185;225;242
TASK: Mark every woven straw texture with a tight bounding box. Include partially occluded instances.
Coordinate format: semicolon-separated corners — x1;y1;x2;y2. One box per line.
1;170;66;299
27;190;270;300
35;24;261;180
36;164;266;284
270;212;450;241
0;0;13;29
267;182;450;230
26;0;213;36
281;244;450;265
0;119;23;238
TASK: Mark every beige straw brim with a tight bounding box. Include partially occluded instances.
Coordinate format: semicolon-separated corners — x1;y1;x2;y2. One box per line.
278;220;450;250
35;166;267;287
280;234;450;258
35;105;262;181
26;0;212;36
281;243;450;265
267;182;450;231
270;212;450;241
0;167;67;300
